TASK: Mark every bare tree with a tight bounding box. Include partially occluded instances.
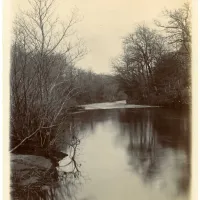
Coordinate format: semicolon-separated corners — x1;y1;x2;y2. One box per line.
155;2;191;53
112;25;166;103
10;0;86;153
154;3;191;106
123;25;166;84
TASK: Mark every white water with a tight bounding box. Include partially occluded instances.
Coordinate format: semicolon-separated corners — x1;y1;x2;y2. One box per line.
82;100;158;110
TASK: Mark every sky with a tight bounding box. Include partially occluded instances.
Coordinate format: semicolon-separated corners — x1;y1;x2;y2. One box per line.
11;0;186;74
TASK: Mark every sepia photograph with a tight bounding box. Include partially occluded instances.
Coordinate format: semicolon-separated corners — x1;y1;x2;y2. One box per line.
3;0;198;199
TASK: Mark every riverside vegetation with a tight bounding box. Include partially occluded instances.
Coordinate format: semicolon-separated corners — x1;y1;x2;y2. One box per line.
10;0;191;199
112;3;191;108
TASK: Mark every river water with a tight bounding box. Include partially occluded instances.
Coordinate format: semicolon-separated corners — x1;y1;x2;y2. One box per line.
60;101;191;200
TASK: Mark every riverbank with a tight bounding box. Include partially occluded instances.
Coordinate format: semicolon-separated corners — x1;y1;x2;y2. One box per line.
11;153;64;199
126;99;190;110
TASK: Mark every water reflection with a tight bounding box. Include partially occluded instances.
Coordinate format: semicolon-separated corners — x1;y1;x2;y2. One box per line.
75;108;190;200
117;109;190;194
11;160;81;200
11;121;82;200
11;108;191;200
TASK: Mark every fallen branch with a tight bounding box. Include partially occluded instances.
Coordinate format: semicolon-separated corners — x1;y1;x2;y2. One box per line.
10;122;43;153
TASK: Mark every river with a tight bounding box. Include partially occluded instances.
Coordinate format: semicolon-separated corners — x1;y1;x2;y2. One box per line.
59;101;191;200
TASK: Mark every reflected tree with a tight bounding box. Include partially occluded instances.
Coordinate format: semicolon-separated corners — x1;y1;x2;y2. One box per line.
116;109;190;194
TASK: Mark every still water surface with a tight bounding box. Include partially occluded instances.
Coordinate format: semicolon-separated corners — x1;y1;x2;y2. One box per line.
60;104;191;200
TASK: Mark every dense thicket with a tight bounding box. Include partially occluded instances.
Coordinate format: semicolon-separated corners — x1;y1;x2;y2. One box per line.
72;70;126;104
112;3;191;108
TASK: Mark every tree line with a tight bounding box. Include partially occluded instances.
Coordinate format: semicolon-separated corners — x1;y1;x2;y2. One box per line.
112;3;191;108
